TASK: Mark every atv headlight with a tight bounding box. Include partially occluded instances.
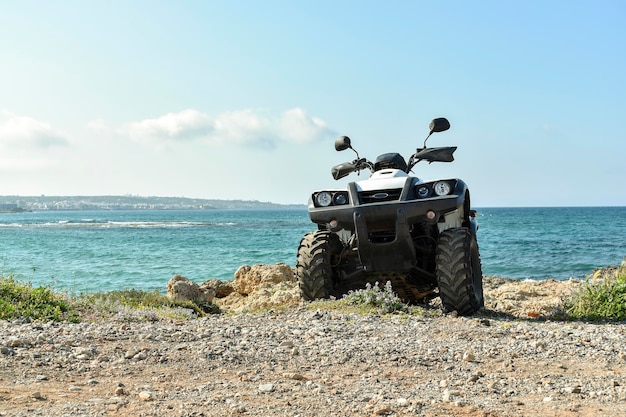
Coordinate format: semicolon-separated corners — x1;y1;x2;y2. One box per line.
333;192;348;205
315;191;333;207
433;181;452;196
416;185;431;198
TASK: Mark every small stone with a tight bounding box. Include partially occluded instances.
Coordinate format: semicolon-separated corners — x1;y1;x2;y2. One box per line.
125;350;139;359
463;351;475;362
114;387;125;395
36;375;49;381
396;398;409;407
282;372;305;380
468;372;484;383
31;391;44;400
9;338;25;347
567;386;582;394
442;389;460;402
259;383;275;393
374;405;392;415
69;385;82;392
138;391;153;401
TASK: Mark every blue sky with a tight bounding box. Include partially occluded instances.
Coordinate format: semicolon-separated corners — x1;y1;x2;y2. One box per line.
1;0;624;206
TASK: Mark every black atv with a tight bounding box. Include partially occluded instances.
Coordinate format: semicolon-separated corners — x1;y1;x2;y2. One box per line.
296;117;484;315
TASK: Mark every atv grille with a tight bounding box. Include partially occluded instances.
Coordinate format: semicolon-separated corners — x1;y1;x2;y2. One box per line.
359;189;402;204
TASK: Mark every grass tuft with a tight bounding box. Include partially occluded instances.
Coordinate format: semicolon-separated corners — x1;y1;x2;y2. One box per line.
0;274;79;322
562;260;626;322
0;275;220;323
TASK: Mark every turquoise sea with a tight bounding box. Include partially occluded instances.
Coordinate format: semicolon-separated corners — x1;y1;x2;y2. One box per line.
1;207;625;293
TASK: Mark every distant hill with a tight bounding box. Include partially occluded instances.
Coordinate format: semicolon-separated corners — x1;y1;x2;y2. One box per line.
0;195;305;211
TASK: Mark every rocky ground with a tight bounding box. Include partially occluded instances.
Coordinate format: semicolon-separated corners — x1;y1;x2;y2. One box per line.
1;267;624;417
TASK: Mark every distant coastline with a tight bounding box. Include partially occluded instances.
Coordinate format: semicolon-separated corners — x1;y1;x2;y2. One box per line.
0;195;306;211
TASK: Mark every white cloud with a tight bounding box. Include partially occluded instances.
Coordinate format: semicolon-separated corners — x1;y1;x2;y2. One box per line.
126;109;214;143
86;118;112;134
213;109;272;145
277;107;334;144
124;107;335;148
0;111;68;149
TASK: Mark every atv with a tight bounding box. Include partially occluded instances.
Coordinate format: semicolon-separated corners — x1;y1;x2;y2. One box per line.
296;117;484;315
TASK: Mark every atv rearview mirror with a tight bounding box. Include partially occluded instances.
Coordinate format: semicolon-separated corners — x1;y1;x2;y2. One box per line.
422;118;451;148
429;118;450;134
335;136;352;152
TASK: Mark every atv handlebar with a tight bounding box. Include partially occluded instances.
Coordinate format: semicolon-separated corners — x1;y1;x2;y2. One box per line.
331;158;374;180
331;117;454;180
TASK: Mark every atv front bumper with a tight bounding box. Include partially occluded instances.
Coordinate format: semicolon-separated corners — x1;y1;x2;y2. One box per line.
308;188;467;273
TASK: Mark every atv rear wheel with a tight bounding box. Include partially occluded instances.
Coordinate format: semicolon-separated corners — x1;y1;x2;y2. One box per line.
436;227;484;315
296;231;342;300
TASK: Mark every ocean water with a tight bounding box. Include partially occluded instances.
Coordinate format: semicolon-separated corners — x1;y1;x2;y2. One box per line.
1;207;625;293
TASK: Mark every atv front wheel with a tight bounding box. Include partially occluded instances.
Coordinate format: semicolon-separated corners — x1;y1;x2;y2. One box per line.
436;227;484;315
296;231;341;300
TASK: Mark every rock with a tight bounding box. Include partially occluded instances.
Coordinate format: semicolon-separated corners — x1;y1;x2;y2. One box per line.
567;386;582;394
282;372;305;380
442;389;460;402
166;274;215;303
213;264;301;312
8;338;26;347
232;263;295;295
30;391;44;400
396;398;409;407
138;391;154;401
201;279;234;298
258;383;275;393
374;405;393;415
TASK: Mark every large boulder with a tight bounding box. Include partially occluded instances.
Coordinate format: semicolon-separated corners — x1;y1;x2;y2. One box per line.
166;264;302;313
214;263;301;313
166;274;215;304
232;263;295;295
201;279;234;298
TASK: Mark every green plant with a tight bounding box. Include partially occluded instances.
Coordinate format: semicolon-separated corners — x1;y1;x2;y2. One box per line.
562;262;626;322
76;289;220;320
342;281;408;314
0;275;79;322
0;274;221;323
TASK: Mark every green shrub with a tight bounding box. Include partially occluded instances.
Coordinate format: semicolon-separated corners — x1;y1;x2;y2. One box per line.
0;275;220;323
76;289;220;320
0;275;78;322
342;281;408;314
563;262;626;322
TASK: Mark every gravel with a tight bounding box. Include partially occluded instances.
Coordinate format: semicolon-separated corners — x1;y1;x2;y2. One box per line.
1;306;625;417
